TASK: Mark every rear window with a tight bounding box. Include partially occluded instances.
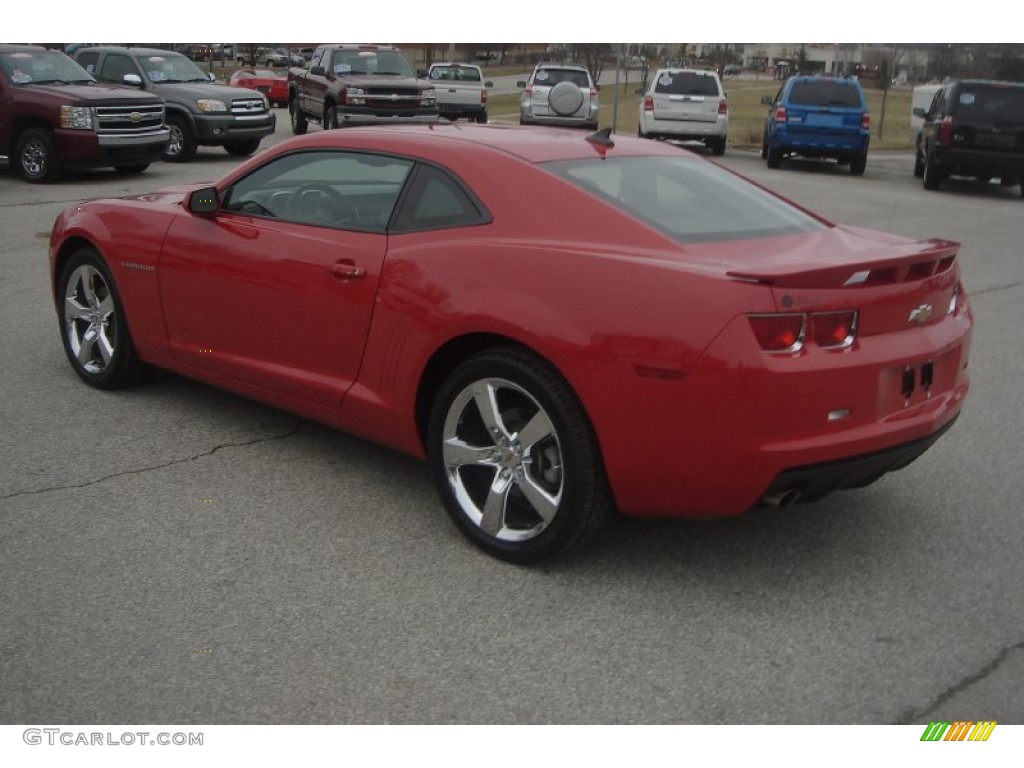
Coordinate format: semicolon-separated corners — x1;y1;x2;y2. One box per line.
788;81;863;108
951;85;1024;122
545;157;826;244
653;71;720;97
533;68;591;88
430;65;481;82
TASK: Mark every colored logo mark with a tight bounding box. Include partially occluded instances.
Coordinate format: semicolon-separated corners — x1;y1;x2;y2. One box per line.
920;721;996;742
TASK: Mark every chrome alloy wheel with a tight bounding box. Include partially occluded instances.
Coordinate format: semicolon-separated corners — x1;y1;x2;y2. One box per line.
441;377;564;542
64;264;117;375
166;123;184;158
19;136;49;179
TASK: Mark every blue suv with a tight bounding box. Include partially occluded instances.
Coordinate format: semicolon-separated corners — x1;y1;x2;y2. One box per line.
761;75;870;175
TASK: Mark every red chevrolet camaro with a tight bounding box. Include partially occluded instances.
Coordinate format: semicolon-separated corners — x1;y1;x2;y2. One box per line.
228;68;288;106
48;124;972;562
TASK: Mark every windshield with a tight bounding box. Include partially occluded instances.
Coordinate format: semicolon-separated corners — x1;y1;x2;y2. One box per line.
134;53;208;83
0;50;94;84
545;156;826;244
330;49;413;77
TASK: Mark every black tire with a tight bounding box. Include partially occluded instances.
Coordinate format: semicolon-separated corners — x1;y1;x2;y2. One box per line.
913;148;925;178
760;129;768;159
57;247;151;389
163;114;197;163
289;98;308;135
324;104;339;130
710;137;726;156
114;164;149;176
1019;182;1024;199
475;112;488;124
922;151;943;191
766;144;783;169
850;151;867;176
224;139;261;157
15;128;62;183
428;349;612;563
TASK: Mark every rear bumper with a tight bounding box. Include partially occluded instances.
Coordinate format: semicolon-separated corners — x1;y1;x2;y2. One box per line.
773;126;869;156
639;112;727;140
759;414;958;507
932;145;1024;178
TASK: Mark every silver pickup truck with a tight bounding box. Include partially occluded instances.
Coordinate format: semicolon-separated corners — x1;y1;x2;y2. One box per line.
423;62;493;123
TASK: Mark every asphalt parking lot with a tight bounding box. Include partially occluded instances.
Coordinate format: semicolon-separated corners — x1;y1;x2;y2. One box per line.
1;113;1022;724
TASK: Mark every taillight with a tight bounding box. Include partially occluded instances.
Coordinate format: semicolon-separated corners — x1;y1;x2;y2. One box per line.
718;100;728;115
774;106;787;123
481;89;488;104
589;88;598;98
860;112;870;130
812;311;858;349
749;314;805;353
937;115;954;144
643;95;654;111
949;281;962;315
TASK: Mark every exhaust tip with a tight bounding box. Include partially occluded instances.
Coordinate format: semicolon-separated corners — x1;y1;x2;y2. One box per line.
762;488;802;509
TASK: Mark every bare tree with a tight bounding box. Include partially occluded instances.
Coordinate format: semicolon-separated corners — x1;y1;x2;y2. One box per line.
568;44;612;85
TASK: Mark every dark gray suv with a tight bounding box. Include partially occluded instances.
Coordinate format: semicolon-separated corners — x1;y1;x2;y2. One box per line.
914;79;1024;195
75;47;276;162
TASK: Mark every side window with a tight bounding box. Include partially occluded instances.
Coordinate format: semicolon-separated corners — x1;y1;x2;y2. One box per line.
391;165;489;232
99;54;138;84
930;89;946;117
221;150;413;232
76;52;99;75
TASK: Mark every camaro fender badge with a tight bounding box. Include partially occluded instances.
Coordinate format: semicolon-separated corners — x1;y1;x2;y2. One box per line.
120;261;155;273
908;303;933;324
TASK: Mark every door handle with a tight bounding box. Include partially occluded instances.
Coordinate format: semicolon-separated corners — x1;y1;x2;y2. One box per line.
329;260;365;280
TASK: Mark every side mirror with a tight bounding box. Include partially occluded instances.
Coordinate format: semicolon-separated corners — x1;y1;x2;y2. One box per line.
516;80;526;88
417;68;428;78
760;95;773;105
208;72;216;82
186;186;220;215
123;73;143;88
310;65;325;76
485;81;493;87
912;107;927;118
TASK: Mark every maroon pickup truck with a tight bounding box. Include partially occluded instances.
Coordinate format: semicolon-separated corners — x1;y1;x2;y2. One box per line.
287;44;438;133
0;45;168;183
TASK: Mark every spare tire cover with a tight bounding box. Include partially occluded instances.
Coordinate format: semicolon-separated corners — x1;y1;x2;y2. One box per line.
548;81;585;116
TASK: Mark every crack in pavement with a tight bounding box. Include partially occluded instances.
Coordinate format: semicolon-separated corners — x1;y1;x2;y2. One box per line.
970;278;1024;298
0;422;307;502
894;640;1024;724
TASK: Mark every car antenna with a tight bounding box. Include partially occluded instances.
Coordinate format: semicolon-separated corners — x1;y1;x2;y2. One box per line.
585;127;615;157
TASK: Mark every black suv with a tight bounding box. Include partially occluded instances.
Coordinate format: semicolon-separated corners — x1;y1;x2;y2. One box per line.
914;80;1024;196
74;47;276;162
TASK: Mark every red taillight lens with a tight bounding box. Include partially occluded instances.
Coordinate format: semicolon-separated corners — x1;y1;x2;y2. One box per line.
937;115;954;144
812;311;858;348
774;106;788;123
481;89;488;104
860;112;870;130
749;314;805;353
643;95;654;111
718;100;728;115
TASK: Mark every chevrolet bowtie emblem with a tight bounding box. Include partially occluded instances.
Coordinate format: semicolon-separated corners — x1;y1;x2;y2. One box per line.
908;304;933;324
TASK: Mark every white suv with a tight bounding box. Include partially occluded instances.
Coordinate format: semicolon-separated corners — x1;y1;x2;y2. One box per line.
518;64;599;129
638;68;728;154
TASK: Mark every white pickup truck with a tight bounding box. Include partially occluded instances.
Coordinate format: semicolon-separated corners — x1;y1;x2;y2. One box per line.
423;62;493;123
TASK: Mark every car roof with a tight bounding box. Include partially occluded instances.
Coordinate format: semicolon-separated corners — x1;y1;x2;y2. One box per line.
787;74;861;85
76;46;183;57
430;62;481;68
320;44;401;51
535;63;588;71
262;123;692;166
0;44;50;54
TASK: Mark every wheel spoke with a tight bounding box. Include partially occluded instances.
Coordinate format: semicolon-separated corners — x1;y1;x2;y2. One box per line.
516;409;555;453
471;381;510;441
517;473;560;525
97;327;115;365
77;327;98;365
82;270;100;308
479;473;512;536
64;296;91;321
97;294;115;319
443;438;496;469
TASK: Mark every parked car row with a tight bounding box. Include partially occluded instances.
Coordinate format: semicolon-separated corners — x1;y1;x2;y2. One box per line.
0;44;278;182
